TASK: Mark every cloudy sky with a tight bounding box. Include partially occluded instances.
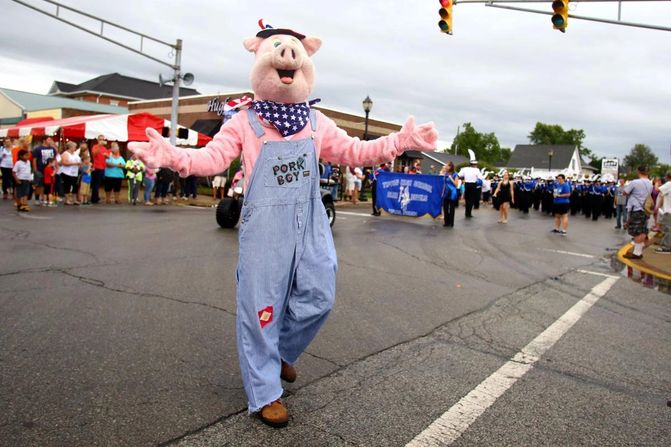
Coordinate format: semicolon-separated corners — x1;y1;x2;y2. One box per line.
2;0;670;161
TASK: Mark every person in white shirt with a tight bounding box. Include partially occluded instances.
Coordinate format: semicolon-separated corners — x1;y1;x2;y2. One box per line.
352;166;364;204
12;149;33;212
655;172;671;254
343;166;355;202
60;141;82;205
344;166;364;204
458;160;485;218
481;176;492;204
212;174;227;200
0;139;15;199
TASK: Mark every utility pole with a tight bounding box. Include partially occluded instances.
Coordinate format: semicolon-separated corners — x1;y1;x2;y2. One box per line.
11;0;191;146
455;125;460;155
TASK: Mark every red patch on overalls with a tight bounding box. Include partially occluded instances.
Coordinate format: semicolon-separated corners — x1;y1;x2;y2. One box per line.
258;306;273;328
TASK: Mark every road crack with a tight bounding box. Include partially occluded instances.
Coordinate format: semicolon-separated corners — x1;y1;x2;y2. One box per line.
57;269;237;318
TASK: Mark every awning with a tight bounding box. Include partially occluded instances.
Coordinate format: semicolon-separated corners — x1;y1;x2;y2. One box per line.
190;118;223;138
0;112;212;147
16;117;54;126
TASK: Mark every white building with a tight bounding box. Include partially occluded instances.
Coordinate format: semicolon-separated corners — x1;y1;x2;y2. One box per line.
506;144;596;178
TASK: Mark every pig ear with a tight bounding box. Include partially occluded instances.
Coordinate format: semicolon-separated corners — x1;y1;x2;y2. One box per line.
302;37;322;56
243;37;263;53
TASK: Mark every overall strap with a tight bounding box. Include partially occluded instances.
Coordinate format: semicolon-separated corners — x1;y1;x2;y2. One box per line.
246;109;265;138
309;110;317;132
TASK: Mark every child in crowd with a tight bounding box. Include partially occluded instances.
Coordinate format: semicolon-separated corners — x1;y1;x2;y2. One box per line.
125;154;145;205
79;154;92;205
43;157;57;206
12;149;33;212
143;166;156;206
155;168;172;205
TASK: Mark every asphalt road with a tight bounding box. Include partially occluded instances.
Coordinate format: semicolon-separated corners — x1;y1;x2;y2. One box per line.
0;199;669;446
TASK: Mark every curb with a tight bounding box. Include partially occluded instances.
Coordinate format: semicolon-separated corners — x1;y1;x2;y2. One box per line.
616;244;671;292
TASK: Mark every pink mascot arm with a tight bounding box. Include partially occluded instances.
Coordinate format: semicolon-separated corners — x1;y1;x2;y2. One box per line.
318;113;438;166
128;125;243;177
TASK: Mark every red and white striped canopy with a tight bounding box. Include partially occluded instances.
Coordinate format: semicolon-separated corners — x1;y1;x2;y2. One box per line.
0;112;212;147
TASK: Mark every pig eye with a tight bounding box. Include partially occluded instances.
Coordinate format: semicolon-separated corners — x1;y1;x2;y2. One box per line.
273;40;281;47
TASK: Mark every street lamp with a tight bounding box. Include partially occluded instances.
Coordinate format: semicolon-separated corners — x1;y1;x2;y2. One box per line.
362;95;373;141
360;96;373;202
548;149;554;175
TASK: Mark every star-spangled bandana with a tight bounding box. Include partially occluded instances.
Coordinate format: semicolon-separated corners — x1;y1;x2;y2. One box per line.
252;100;312;137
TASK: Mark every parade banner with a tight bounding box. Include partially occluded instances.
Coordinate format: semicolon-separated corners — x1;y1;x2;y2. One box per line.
376;172;444;218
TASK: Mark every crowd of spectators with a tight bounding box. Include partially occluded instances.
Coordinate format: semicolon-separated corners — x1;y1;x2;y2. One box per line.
3;135;666;256
0;135;207;212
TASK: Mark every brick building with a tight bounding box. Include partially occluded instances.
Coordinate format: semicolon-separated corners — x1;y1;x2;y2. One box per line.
0;87;127;127
48;73;200;107
127;93;402;141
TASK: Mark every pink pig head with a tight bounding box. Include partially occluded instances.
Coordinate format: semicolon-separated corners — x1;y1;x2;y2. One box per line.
243;25;322;104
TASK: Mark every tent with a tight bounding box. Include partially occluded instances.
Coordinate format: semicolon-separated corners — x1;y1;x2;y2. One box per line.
0;112;212;147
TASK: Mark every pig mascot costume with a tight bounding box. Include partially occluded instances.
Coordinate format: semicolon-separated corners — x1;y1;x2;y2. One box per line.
129;22;438;428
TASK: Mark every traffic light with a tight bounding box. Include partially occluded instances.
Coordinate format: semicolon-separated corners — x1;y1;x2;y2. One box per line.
551;0;569;33
438;0;453;35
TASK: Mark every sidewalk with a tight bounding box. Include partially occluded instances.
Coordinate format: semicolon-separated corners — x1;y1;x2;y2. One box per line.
72;186;222;208
174;195;220;208
615;232;671;292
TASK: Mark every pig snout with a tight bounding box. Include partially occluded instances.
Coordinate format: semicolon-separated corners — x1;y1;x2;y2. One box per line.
272;42;304;85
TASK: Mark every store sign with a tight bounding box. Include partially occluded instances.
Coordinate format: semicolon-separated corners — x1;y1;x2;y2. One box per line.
207;98;227;117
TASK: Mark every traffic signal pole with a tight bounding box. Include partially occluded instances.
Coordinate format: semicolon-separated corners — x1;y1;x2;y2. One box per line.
11;0;186;145
454;0;671;32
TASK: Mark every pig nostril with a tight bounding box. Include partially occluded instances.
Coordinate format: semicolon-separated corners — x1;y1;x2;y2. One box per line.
291;49;296;59
281;49;285;58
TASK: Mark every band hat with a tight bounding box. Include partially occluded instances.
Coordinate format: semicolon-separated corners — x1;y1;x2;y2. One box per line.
467;149;477;164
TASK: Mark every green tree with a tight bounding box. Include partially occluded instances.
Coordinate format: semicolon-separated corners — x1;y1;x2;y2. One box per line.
624;144;658;172
651;163;671;179
450;123;503;164
528;122;586;148
527;122;603;170
585;150;603;171
500;147;512;164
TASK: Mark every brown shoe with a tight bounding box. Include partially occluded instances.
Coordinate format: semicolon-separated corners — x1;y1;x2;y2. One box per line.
280;361;297;383
623;251;643;260
258;400;288;428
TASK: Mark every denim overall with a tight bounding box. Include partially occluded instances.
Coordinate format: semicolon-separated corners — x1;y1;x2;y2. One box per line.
237;109;337;412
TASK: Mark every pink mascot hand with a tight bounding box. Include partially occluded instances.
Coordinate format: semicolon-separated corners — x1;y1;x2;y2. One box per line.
397;116;439;153
127;128;179;169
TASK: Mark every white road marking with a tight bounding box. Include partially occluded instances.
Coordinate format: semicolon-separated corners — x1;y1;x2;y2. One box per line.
336;211;440;227
17;213;53;220
576;269;620;279
337;211;373;217
540;248;594;258
182;205;213;211
406;275;619;447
